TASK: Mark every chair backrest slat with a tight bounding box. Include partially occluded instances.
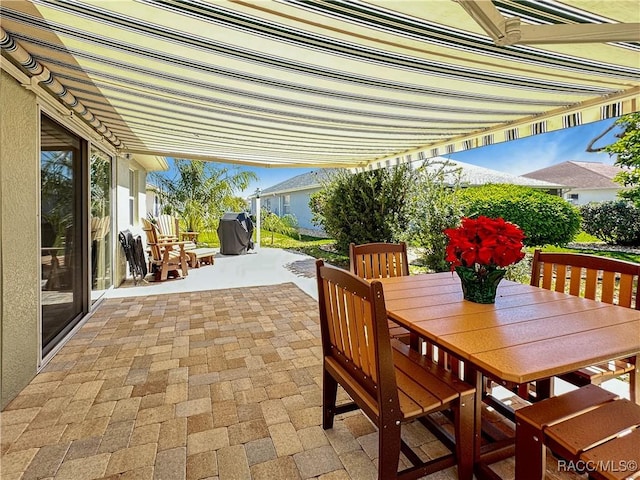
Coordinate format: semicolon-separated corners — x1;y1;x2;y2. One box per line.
350;242;409;280
531;249;640;309
142;218;163;262
156;214;179;239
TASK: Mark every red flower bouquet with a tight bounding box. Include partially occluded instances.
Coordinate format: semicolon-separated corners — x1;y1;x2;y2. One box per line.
444;216;525;271
444;216;525;303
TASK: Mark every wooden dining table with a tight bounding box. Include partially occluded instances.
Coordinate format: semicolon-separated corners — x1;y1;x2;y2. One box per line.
379;272;640;478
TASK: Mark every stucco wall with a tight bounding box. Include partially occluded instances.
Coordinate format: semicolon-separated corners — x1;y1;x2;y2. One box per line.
1;70;40;408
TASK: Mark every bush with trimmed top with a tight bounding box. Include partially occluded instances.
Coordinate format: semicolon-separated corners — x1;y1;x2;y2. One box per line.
457;184;581;247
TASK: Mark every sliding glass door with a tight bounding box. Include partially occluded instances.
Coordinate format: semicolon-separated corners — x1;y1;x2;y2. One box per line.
40;115;86;355
90;147;112;302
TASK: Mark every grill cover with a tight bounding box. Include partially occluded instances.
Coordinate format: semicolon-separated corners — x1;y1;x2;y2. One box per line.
217;212;254;255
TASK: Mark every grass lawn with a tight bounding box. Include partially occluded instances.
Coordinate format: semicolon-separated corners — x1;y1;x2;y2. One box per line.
198;229;640;266
198;229;349;268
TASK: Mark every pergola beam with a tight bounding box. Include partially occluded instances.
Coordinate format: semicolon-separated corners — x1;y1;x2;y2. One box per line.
454;0;640;46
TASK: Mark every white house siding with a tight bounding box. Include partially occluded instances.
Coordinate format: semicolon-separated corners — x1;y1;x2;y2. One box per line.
257;189;322;231
289;189;321;230
115;159;149;286
564;188;621;205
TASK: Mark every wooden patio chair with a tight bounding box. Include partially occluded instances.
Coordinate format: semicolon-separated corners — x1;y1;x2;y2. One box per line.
350;242;413;346
316;260;475;480
142;218;189;281
530;249;639;401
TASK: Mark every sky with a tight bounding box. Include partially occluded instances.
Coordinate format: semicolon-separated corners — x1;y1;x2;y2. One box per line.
164;118;621;198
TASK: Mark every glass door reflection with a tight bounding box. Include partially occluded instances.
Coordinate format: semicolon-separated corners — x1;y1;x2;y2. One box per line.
90;148;112;302
40;116;85;355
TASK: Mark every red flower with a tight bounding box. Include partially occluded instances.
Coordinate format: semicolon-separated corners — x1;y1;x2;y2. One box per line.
444;216;525;271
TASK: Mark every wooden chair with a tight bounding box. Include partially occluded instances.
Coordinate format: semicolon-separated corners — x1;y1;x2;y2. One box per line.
316;260;475;480
350;242;413;345
515;384;640;480
142;218;189;281
530;249;639;401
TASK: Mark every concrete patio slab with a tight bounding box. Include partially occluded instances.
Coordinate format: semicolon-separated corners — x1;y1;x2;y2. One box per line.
109;247;319;300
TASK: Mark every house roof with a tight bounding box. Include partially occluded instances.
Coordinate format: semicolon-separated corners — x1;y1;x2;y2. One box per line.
522;161;623;189
1;1;639;169
255;158;561;196
257;169;340;196
439;159;563;188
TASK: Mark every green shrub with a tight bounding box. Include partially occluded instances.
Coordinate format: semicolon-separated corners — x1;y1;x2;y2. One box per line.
457;184;581;247
310;165;416;254
406;159;463;272
260;208;299;245
580;201;640;246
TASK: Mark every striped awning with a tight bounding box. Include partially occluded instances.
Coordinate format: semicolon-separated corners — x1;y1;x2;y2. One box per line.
1;0;639;168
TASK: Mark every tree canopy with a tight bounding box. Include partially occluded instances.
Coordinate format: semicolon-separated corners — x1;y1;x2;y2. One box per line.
151;159;257;232
606;113;640;206
588;113;640;206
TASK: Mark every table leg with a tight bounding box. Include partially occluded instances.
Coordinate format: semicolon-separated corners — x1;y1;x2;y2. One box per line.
632;355;638;404
464;365;483;464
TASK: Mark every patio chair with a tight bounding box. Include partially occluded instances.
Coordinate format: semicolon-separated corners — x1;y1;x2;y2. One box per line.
142;218;189;281
349;242;413;346
530;249;639;402
316;260;475;480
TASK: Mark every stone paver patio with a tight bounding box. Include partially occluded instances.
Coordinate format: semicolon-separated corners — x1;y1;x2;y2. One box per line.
1;280;588;479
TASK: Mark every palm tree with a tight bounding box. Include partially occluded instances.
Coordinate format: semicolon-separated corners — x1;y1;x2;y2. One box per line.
151;160;257;233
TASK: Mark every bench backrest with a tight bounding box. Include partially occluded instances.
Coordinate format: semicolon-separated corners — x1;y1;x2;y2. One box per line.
531;249;640;309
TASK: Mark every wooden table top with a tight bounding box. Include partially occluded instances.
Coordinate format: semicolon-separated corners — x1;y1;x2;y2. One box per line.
379;273;640;384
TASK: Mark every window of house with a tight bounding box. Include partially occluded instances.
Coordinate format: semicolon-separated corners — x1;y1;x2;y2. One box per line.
283;194;291;215
567;193;579;204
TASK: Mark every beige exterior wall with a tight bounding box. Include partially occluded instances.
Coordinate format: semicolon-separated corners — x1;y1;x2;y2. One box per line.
114;158;148;286
1;69;40;408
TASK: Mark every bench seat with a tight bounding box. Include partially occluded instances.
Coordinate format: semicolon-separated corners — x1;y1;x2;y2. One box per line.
186;248;216;268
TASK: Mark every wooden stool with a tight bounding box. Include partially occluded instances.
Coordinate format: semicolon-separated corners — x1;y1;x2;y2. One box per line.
515;385;640;480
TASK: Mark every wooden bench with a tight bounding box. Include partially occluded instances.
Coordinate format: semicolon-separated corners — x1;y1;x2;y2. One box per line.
186;248;216;268
515;384;640;480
